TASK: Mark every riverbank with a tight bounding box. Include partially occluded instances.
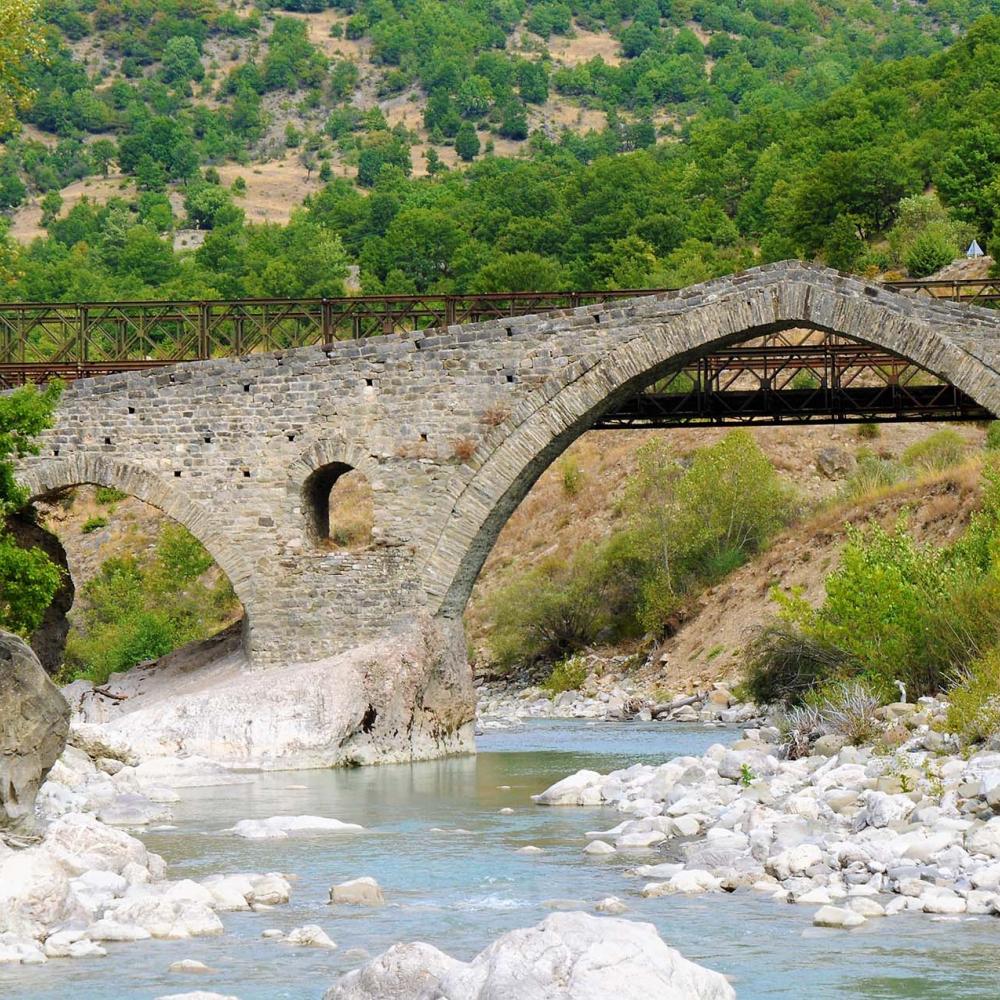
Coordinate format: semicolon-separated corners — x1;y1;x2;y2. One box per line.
534;695;1000;926
4;718;1000;997
476;674;760;728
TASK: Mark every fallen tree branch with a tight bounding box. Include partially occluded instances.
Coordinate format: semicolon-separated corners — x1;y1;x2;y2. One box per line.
93;686;128;702
651;692;705;719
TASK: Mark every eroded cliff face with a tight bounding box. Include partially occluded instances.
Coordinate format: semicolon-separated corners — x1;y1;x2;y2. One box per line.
63;615;476;770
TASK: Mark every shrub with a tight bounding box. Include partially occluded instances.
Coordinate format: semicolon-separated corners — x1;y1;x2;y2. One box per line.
486;548;612;669
486;430;794;668
902;429;966;472
810;679;884;745
542;656;589;695
743;618;858;706
559;455;583;496
855;422;880;440
946;648;1000;747
746;464;1000;705
838;454;903;501
776;703;824;759
62;525;240;685
95;486;127;505
82;516;108;534
986;421;1000;451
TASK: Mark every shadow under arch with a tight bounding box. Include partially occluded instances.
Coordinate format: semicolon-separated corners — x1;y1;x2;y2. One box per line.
421;267;1000;620
20;454;256;619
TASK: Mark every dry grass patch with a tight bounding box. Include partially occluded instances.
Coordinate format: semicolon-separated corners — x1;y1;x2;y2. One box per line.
549;28;622;66
326;469;375;549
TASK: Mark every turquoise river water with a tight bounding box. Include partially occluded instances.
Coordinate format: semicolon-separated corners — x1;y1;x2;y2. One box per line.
4;720;1000;999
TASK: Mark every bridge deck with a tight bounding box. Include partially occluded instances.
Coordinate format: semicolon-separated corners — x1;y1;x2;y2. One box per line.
0;277;994;427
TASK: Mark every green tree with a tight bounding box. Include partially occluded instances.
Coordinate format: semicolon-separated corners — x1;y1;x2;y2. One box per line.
456;121;480;162
0;383;63;636
89;139;117;177
0;0;43;134
470;252;564;291
161;36;205;85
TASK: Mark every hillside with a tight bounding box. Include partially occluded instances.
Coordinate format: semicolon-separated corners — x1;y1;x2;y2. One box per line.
1;5;999;303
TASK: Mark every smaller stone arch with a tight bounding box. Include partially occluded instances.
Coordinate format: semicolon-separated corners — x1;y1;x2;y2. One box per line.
287;439;380;548
19;454;256;613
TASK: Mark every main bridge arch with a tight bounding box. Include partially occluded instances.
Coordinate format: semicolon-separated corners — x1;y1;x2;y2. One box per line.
420;266;1000;619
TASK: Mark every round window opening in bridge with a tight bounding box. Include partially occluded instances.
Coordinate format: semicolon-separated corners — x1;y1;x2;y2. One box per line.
303;463;374;549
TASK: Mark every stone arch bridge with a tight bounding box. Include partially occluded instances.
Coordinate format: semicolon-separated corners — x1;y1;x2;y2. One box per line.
17;262;1000;666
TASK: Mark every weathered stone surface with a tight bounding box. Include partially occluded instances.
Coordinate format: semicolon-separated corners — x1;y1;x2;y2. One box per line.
324;913;734;1000
0;632;69;833
329;877;384;906
325;942;461;1000
73;616;474;770
815;447;855;480
15;263;1000;671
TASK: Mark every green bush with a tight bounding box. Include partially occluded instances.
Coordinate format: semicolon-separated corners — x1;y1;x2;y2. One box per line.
486;430;793;668
62;524;240;685
838;454;903;501
559;455;583;496
946;648;1000;747
855;422;880;440
747;463;1000;705
902;429;966;472
986;422;1000;451
542;656;589;695
95;486;127;505
0;383;63;637
743;618;859;706
82;516;108;534
486;547;614;670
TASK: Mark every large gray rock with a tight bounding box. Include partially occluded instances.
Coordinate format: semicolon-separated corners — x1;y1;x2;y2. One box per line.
0;632;69;834
325;912;734;1000
325;942;462;999
815;447;855;480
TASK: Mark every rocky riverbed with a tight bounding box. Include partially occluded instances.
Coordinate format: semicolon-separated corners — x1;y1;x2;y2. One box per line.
476;677;760;729
533;695;1000;928
6;622;1000;997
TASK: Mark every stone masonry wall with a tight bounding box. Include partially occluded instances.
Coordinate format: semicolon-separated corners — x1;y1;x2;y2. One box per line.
17;262;1000;666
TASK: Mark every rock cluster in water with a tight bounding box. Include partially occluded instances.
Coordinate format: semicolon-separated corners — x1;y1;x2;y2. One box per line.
535;697;1000;926
0;725;296;966
324;911;734;999
477;678;758;730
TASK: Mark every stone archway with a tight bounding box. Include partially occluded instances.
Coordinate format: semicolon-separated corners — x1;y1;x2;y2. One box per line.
286;437;381;547
421;268;1000;620
20;454;256;654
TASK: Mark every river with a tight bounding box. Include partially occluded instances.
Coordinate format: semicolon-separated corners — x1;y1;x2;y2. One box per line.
6;720;1000;999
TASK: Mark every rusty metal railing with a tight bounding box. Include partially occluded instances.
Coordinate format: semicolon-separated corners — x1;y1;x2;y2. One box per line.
0;278;994;387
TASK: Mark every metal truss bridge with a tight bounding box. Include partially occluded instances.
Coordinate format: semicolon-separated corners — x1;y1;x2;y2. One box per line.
0;276;996;427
